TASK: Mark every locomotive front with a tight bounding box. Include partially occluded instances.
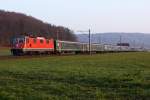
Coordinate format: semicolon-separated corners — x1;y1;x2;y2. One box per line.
11;36;25;56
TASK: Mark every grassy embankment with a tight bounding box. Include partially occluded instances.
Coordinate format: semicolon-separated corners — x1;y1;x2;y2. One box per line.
0;51;149;100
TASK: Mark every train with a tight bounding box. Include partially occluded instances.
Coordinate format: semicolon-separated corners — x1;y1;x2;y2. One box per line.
11;36;135;56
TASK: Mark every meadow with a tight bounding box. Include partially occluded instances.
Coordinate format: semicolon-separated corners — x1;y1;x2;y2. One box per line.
0;47;11;56
0;49;149;100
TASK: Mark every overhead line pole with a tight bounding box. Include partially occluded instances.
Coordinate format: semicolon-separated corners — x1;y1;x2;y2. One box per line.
120;35;122;51
89;29;91;55
77;29;92;55
99;34;101;44
57;30;59;40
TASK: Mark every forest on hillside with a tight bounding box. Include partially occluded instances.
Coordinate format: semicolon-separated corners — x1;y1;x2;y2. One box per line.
0;10;76;46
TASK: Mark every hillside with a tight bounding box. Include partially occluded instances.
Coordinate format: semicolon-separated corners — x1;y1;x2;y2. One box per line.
77;33;150;49
0;10;76;46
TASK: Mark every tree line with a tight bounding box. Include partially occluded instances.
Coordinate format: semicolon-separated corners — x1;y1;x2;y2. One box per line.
0;10;77;46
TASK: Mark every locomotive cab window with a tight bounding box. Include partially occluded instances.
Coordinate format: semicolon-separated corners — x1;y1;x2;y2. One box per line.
18;38;24;43
12;39;17;45
19;40;24;43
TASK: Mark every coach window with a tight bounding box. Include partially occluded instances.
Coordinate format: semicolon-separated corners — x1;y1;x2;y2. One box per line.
40;39;43;44
33;39;36;44
46;40;49;44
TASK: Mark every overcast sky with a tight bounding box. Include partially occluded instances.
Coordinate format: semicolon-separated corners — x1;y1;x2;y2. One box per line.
0;0;150;33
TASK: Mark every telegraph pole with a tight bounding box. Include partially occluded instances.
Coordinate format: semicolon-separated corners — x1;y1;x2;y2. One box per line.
89;29;91;55
142;43;144;50
57;30;59;40
119;35;122;51
77;29;91;55
133;40;135;50
99;34;101;44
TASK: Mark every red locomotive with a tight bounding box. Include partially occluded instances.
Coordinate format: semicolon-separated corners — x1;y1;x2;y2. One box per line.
11;36;55;55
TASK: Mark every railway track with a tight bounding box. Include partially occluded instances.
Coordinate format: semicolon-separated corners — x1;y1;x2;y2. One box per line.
0;51;137;61
0;53;85;60
0;55;55;60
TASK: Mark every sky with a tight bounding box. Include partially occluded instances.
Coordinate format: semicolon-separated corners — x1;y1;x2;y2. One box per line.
0;0;150;33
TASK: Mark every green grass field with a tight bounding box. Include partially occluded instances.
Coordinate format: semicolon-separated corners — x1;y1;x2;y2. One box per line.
0;51;150;100
0;47;11;56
